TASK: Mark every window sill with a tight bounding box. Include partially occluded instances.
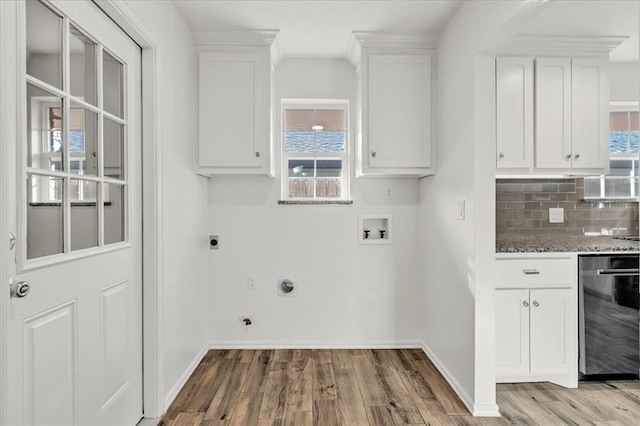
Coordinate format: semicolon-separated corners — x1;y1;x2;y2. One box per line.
278;200;353;205
29;202;113;207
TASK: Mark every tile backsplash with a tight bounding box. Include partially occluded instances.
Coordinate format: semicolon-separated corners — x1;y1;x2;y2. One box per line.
496;178;639;238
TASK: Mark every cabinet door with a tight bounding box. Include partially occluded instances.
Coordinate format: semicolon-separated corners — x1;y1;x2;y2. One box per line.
496;57;533;168
571;58;609;169
530;288;574;375
496;289;530;377
198;51;268;170
535;58;572;169
367;54;431;169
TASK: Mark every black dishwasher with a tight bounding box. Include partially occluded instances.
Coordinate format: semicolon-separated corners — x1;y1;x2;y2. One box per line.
578;254;640;380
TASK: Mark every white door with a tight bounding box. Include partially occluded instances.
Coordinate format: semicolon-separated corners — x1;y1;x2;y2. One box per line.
495;289;530;378
529;288;573;375
571;58;609;170
496;57;533;169
535;57;572;169
3;1;142;425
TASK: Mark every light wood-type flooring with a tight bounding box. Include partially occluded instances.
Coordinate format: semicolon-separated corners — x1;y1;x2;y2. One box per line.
159;349;640;425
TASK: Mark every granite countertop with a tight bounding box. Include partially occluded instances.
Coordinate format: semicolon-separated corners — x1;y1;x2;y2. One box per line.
496;235;640;253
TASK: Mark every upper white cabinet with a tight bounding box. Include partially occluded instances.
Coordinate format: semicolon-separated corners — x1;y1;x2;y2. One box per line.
350;33;436;177
496;57;534;168
195;31;280;176
495;35;624;176
536;58;608;170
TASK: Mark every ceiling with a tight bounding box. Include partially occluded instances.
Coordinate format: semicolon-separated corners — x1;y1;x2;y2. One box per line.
172;0;464;58
174;0;639;62
521;0;639;62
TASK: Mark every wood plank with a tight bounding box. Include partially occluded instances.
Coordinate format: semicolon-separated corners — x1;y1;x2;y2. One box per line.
414;399;452;426
229;392;262;426
164;360;212;420
256;420;285;426
414;360;468;416
173;412;205;426
183;358;228;413
313;362;337;401
313;400;340;426
259;369;288;419
365;406;397;426
539;400;595;425
331;350;352;370
283;411;312;426
242;350;274;394
204;361;250;421
334;368;369;426
313;349;333;365
238;349;255;363
352;357;387;406
273;349;293;363
397;368;436;401
285;357;313;413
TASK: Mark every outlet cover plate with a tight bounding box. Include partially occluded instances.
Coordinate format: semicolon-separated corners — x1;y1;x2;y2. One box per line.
549;207;564;223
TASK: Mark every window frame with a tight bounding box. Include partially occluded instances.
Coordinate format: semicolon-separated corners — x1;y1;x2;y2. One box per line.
280;99;351;202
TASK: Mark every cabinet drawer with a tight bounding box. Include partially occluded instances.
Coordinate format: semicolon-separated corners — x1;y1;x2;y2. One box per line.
496;257;574;288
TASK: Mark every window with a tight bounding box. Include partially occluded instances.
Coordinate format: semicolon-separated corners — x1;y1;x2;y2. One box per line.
282;101;349;201
584;103;639;200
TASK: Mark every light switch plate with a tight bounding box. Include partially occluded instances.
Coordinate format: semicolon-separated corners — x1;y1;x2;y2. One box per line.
456;200;465;220
549;207;564;223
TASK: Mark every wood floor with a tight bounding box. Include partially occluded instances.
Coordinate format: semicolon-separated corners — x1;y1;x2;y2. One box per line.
159;349;640;425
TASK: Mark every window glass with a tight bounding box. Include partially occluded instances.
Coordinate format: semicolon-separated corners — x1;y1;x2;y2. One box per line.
26;0;62;89
27;83;64;172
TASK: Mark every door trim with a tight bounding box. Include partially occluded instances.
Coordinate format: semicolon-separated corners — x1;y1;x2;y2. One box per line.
92;0;165;419
0;1;18;424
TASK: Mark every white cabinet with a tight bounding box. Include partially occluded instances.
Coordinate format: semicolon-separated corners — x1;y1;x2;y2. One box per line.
496;57;534;169
197;40;276;176
495;255;577;388
350;33;436;177
536;58;609;171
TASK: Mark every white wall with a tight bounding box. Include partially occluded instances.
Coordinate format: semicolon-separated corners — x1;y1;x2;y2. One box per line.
610;62;639;102
122;0;209;410
207;58;421;347
419;0;533;414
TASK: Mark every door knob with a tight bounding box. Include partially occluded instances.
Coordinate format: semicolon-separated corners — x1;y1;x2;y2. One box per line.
532;300;540;307
371;151;377;157
10;280;30;298
565;154;572;161
498;152;505;160
574;153;580;161
522;300;529;308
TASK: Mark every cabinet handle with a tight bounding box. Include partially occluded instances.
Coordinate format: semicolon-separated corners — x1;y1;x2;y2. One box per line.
498;152;505;160
532;300;540;307
574;153;580;161
522;269;540;275
255;152;260;157
565;154;572;161
522;300;529;308
371;151;377;158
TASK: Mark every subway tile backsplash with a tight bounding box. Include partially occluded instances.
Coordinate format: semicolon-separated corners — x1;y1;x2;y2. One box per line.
496;178;639;238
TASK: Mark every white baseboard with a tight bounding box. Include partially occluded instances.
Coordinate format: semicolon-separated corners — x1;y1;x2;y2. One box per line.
420;342;475;415
208;340;422;350
472;404;501;417
163;345;208;411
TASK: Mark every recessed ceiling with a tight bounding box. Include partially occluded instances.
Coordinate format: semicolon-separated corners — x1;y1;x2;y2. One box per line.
520;0;639;62
172;0;464;58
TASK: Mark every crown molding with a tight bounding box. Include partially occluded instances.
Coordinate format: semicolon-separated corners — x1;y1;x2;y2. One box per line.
497;34;628;57
193;29;282;68
347;31;438;67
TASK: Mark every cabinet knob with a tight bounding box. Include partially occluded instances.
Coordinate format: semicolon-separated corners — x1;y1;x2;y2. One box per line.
255;151;260;157
565;154;572;161
522;300;529;308
532;300;540;307
371;151;377;158
498;152;505;160
574;153;580;161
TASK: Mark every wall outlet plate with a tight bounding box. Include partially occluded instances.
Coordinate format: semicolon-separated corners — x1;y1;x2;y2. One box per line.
549;207;564;223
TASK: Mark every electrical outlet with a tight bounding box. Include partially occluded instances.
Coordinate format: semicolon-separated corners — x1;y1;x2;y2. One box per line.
247;276;257;290
549;207;564;223
384;184;394;200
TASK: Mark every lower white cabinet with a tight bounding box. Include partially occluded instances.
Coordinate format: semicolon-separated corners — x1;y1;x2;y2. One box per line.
495;255;577;387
